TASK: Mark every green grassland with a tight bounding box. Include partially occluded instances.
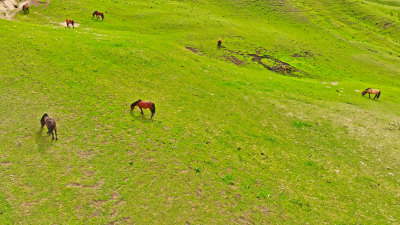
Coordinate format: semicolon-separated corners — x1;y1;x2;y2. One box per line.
0;0;399;223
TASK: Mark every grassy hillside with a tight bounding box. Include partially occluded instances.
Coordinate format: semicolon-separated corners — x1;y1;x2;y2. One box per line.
0;0;399;223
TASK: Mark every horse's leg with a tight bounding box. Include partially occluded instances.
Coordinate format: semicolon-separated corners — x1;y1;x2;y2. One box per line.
55;129;58;140
51;131;54;140
369;93;371;98
374;94;377;99
140;108;144;115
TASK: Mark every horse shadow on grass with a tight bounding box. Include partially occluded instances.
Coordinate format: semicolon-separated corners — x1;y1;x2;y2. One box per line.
35;128;54;151
130;111;154;123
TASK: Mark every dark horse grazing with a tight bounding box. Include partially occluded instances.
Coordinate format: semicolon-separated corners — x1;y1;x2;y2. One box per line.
362;88;381;99
40;114;58;140
217;39;222;49
131;100;156;118
92;11;104;20
66;19;75;28
22;4;29;14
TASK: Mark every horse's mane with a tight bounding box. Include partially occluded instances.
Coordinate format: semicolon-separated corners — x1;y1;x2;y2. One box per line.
362;88;372;96
131;99;142;107
40;113;48;123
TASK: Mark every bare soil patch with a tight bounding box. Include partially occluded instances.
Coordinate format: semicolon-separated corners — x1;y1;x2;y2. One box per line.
383;22;393;29
66;178;104;189
1;161;11;166
0;0;49;20
76;150;93;158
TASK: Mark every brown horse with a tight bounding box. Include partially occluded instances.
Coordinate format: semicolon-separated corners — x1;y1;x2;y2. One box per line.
66;19;75;28
283;65;287;74
92;11;104;20
22;4;29;14
40;114;58;140
362;88;381;99
131;100;156;118
217;39;222;49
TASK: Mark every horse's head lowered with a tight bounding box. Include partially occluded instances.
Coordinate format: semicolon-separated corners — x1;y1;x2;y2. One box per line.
40;113;49;127
362;88;371;96
131;100;142;111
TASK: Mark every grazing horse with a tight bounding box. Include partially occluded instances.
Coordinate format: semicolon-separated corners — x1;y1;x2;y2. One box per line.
22;4;29;14
66;19;75;28
40;114;58;140
92;11;104;20
131;100;156;118
217;39;222;49
362;88;381;99
283;65;287;74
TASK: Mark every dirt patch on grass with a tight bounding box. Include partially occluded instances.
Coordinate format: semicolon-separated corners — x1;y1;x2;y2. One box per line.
66;178;104;189
383;22;393;29
76;150;94;159
83;170;95;176
1;161;11;166
259;205;270;216
0;0;49;20
108;217;131;225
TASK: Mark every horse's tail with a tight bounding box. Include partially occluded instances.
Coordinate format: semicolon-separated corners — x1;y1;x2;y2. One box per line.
377;91;381;99
101;13;104;20
47;125;54;135
151;103;156;115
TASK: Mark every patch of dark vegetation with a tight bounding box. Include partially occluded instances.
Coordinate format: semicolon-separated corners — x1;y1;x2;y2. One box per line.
222;54;244;65
223;47;305;77
222;174;235;185
185;46;198;53
293;121;312;128
264;137;277;143
247;53;299;76
345;101;358;106
292;51;313;58
289;199;311;211
186;44;305;77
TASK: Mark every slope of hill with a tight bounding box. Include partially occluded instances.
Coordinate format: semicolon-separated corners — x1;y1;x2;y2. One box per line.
0;0;399;223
